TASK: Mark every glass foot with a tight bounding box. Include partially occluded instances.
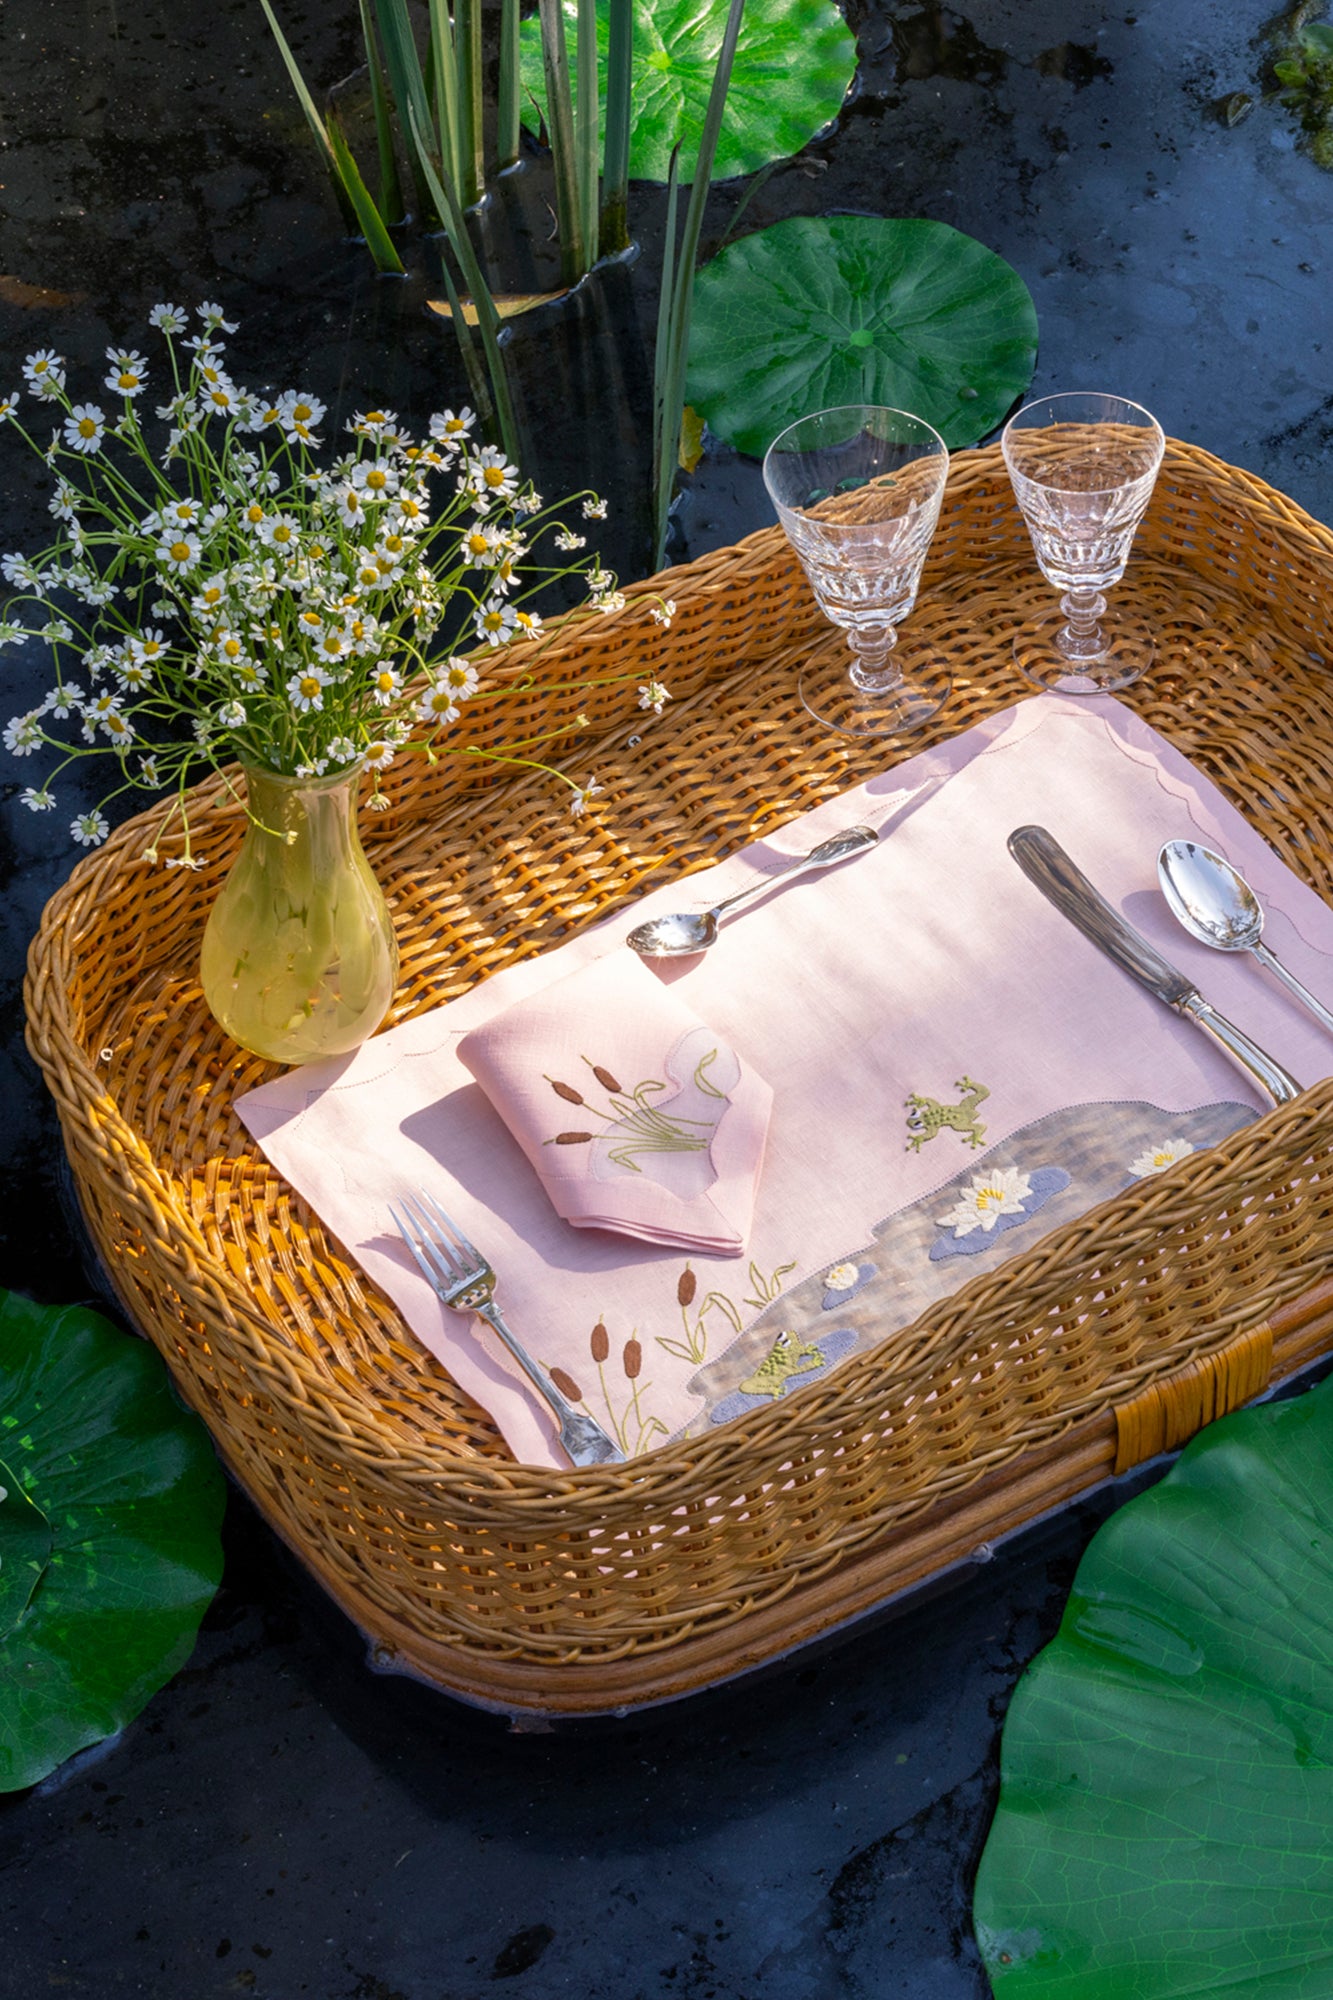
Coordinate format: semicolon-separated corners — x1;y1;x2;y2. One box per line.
799;645;951;738
1012;605;1155;694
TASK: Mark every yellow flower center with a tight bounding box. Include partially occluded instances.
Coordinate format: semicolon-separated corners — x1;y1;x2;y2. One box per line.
483;466;506;488
78;417;98;438
118;371;138;390
365;468;388;490
298;677;321;699
169;540;192;562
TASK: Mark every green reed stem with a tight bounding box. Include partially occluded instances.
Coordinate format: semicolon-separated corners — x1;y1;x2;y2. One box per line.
652;0;746;569
538;0;589;283
497;0;522;168
600;0;633;254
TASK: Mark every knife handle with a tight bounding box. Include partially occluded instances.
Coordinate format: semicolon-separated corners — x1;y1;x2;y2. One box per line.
1179;994;1303;1106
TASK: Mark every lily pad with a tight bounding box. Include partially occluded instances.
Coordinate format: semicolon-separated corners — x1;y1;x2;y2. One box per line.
519;0;857;184
0;1289;225;1791
685;215;1039;457
973;1371;1333;1998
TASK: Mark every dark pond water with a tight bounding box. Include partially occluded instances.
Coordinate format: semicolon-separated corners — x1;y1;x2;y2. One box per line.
1;0;1331;1993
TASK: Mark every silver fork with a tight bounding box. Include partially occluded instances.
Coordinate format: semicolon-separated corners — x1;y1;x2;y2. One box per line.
390;1191;627;1469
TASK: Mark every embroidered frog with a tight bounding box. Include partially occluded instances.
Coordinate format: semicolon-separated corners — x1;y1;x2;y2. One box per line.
905;1075;990;1153
739;1329;824;1400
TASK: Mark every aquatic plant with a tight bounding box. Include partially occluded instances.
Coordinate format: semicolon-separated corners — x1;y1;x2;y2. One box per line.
0;1289;225;1791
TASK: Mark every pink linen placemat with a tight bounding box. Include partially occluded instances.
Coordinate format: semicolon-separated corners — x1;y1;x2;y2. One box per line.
238;695;1333;1466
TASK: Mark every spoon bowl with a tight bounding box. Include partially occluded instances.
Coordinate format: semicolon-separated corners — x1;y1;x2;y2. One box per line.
1158;839;1333;1037
626;823;879;958
1157;841;1263;953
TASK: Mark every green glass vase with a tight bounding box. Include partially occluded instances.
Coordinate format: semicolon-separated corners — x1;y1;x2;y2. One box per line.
200;762;399;1065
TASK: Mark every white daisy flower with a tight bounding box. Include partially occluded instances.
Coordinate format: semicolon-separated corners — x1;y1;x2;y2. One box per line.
44;683;83;718
287;665;331;712
258;513;301;553
1;551;41;588
649;599;677;628
364;739;396;771
4;713;43;755
429;407;475;447
554;529;586;551
276;389;326;440
637;680;670;714
63;404;107;454
233;658;269;689
157;532;202;574
369;665;401;707
102;709;136;748
350;408;399;439
20;786;55;812
937;1167;1033;1238
512;609;543;640
148;303;189;333
468;446;519;504
326;735;357;764
461;524;504;568
513;489;543;515
593;589;627;614
71;809;110;847
217;700;247;728
569;777;604;818
416;684;460;726
23;350;66;396
0;621;27;647
105;349;148;398
195;301;238;331
351;459;398;499
474;601;516;646
0;389;22;423
582;496;608;519
1128;1138;1195;1179
440;657;479;699
389;491;429;531
332;483;366;527
138;754;161;787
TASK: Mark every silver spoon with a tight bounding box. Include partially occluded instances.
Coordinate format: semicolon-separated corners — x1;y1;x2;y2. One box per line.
627;824;879;957
1157;839;1333;1036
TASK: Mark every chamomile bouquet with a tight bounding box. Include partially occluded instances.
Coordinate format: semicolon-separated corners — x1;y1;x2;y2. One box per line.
0;302;670;859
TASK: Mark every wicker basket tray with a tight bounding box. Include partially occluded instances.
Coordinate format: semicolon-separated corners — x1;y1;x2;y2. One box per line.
25;441;1333;1716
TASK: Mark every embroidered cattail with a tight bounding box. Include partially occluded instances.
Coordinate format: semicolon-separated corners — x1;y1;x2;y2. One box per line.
591;1064;622;1094
553;1131;594;1144
547;1076;584;1104
623;1337;642;1380
549;1366;583;1403
676;1268;697;1307
590;1321;609;1363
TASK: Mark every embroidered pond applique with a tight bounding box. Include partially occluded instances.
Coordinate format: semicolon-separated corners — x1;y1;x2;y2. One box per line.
905;1074;990;1152
543;1027;739;1198
1128;1137;1195;1178
822;1261;875;1309
707;1326;859;1426
928;1164;1072;1261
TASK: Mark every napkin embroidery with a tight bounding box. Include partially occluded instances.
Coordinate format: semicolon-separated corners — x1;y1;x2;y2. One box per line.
543;1026;741;1200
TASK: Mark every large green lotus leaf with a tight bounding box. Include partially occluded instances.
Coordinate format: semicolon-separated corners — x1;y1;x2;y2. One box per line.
685;215;1039;456
0;1289;225;1790
973;1374;1333;1999
519;0;857;184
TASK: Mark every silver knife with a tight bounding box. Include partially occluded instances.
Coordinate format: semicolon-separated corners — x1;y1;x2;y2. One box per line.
1007;825;1302;1107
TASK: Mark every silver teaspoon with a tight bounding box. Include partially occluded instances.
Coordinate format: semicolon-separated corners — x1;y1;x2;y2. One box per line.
1157;839;1333;1036
627;824;879;957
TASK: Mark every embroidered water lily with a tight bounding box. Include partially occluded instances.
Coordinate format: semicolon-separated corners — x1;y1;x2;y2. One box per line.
937;1165;1034;1238
824;1262;860;1292
1129;1137;1195;1178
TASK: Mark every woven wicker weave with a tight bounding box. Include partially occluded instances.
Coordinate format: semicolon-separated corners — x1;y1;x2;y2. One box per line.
25;441;1333;1715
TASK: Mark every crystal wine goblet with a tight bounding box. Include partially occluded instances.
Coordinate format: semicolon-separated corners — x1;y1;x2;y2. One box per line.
762;405;951;738
1001;392;1165;694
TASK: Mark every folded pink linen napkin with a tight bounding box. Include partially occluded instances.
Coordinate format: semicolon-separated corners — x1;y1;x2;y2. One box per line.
457;952;773;1254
